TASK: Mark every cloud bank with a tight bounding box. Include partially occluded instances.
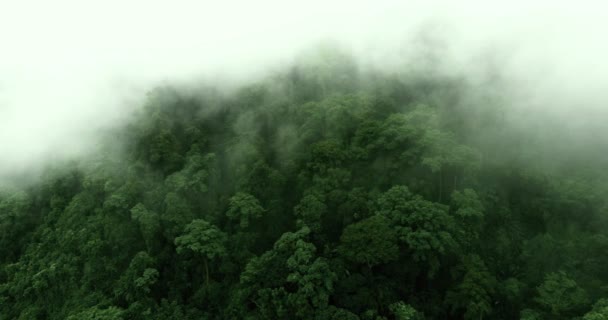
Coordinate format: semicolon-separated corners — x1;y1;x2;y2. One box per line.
0;0;606;181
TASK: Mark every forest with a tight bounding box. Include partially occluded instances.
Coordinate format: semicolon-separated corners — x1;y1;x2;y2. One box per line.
1;48;608;319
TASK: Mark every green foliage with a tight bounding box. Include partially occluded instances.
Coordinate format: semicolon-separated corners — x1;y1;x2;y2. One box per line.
239;227;337;319
66;306;123;320
226;192;265;229
446;254;496;320
338;214;399;267
1;48;606;319
130;203;161;251
450;189;484;248
175;219;227;260
583;299;608;320
294;193;327;232
377;185;457;274
534;271;589;318
114;252;158;303
389;301;424;320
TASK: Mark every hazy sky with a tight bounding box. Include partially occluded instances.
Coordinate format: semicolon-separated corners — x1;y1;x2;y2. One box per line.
0;1;606;179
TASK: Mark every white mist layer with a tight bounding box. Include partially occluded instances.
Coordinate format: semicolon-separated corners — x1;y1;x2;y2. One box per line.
0;0;606;180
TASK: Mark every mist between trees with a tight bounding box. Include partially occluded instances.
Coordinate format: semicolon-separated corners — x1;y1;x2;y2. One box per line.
1;44;608;319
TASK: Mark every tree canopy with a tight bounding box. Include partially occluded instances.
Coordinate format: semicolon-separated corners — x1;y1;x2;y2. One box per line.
1;47;607;319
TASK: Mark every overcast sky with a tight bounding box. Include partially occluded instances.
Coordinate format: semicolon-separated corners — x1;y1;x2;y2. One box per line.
0;0;606;179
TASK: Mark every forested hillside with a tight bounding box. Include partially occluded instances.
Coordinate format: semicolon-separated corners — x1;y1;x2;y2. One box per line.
1;50;607;319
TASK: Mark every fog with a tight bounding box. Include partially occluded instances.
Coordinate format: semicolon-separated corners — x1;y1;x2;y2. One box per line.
0;0;606;181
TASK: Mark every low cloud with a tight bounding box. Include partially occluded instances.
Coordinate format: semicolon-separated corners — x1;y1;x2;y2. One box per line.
0;0;606;182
